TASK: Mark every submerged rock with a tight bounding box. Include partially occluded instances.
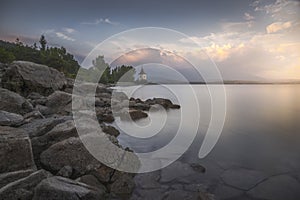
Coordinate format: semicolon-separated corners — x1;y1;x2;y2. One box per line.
1;61;66;96
221;168;268;190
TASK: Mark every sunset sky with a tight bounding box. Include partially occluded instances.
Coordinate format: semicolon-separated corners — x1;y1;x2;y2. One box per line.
1;0;299;81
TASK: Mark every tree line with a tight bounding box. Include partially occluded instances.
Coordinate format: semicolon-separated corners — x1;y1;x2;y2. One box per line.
0;36;136;83
78;55;136;84
0;35;80;77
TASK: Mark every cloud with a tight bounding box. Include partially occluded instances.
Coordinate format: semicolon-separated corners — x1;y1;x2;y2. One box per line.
244;12;255;20
55;32;75;41
266;21;292;33
254;0;300;21
221;21;254;32
81;18;119;26
62;27;76;34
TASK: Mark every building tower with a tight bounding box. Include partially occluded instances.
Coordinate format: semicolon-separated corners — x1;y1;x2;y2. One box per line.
138;67;147;82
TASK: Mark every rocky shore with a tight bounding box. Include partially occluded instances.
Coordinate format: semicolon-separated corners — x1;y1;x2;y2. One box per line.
0;61;212;200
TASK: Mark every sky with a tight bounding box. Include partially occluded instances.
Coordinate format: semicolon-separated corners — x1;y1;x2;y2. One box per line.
0;0;300;81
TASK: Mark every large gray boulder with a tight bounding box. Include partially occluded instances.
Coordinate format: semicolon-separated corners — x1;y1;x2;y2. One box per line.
0;170;52;200
0;110;24;126
31;120;78;165
0;87;33;115
39;137;108;178
45;91;72;115
0;169;34;188
1;61;67;96
32;176;106;200
0;126;36;173
20;116;71;138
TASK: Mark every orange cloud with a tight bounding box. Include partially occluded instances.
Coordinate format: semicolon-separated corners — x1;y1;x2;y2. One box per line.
266;21;292;33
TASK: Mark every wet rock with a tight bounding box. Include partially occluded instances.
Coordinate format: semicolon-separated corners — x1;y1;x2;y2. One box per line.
120;109;148;121
89;165;115;183
56;166;73;178
76;174;107;193
190;163;206;173
110;174;135;195
0;110;24;126
0;169;34;188
45;91;72;115
0;126;36;173
221;168;268;190
130;102;150;111
96;107;115;123
0;87;33;115
33;176;105;200
247;174;300;200
1;61;66;96
101;124;120;137
134;171;161;189
0;170;52;200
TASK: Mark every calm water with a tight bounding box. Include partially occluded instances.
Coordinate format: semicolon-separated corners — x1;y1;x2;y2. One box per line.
112;84;300;199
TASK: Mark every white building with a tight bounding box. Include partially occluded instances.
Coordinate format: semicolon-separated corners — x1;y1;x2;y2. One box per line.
138;67;147;82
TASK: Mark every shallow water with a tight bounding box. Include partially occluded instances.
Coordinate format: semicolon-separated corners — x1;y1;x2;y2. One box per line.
112;84;300;199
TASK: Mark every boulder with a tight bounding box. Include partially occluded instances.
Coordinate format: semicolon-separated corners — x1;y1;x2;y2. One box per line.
56;166;73;178
0;110;24;126
0;126;36;173
145;98;180;109
0;170;52;200
96;107;115;123
110;174;135;195
120;109;148;121
45;91;72;115
101;124;120;137
20;116;71;138
32;176;106;200
0;87;33;115
76;174;107;192
27;92;47;106
1;61;66;96
0;169;34;188
40;137;104;177
31;120;78;164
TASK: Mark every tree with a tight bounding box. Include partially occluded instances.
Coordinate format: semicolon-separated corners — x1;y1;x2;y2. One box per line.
0;47;15;63
39;35;47;51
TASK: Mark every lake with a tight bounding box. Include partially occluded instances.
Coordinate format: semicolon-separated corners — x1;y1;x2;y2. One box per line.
112;84;300;200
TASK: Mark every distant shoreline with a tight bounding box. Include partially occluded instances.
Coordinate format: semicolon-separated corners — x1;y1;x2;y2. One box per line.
112;81;300;86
